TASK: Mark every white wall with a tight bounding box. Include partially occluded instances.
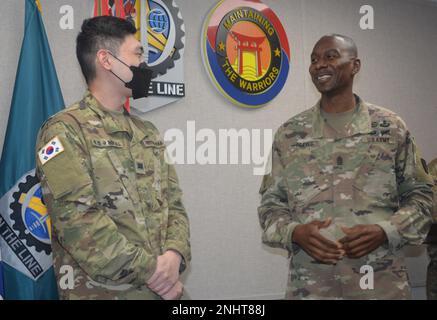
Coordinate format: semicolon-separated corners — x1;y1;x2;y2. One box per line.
1;0;436;299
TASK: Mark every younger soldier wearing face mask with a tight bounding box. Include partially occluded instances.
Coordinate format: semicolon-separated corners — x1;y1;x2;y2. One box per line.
35;16;191;300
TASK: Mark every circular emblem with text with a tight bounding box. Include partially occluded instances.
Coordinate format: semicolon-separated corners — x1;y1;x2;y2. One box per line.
10;174;52;254
202;0;291;108
145;0;185;78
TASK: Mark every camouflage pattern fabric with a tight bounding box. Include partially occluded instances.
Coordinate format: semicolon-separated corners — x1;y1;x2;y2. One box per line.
258;96;434;299
427;158;437;300
428;244;437;300
428;158;437;223
35;91;191;299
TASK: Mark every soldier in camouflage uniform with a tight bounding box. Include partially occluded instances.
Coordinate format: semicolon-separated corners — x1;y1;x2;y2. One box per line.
427;158;437;300
258;34;434;299
35;16;190;299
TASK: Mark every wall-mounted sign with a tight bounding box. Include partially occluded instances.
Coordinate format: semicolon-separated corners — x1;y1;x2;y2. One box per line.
201;0;291;108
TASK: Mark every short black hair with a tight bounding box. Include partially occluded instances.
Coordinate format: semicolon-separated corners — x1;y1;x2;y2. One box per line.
76;16;137;84
322;34;358;57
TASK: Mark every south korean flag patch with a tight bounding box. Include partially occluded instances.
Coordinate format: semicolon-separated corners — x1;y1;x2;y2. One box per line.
38;136;65;165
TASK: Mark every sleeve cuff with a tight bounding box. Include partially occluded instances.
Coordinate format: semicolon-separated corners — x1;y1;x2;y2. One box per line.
141;254;158;286
375;220;402;253
164;240;191;273
286;222;302;255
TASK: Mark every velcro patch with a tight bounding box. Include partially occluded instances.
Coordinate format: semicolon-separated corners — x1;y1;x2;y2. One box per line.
38;136;65;165
143;139;164;148
92;139;123;148
366;137;394;144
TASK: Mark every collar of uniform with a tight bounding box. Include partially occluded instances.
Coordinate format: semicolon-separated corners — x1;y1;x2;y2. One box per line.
82;91;130;135
129;117;149;147
310;95;372;138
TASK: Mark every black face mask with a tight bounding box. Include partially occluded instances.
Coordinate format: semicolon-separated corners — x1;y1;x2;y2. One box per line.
108;52;153;99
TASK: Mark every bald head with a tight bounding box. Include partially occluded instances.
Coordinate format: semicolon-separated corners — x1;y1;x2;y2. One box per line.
316;34;358;58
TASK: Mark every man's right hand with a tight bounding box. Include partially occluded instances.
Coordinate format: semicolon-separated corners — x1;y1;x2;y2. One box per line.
147;250;182;297
292;218;345;264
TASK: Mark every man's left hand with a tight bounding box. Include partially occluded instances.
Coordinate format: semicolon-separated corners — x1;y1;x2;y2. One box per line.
339;224;387;258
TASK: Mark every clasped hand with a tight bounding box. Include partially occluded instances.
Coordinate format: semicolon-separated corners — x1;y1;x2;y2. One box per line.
292;218;387;264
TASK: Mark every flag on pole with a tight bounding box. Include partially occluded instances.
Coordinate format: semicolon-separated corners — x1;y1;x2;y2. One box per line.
0;0;64;299
0;249;4;300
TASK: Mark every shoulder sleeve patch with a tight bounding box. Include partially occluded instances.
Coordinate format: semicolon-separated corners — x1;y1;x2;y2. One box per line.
38;136;65;165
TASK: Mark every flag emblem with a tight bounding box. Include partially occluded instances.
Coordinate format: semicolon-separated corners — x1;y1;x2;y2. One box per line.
38;136;64;165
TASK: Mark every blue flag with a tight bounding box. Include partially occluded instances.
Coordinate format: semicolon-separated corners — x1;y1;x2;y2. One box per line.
0;0;64;300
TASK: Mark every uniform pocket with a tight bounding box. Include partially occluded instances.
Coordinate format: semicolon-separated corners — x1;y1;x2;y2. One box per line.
352;140;398;208
137;139;166;211
105;149;140;208
82;138;139;219
283;142;329;219
42;150;93;200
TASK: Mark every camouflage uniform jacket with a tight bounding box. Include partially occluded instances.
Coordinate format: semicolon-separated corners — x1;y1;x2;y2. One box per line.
427;158;437;261
429;158;437;223
258;96;434;299
35;92;191;299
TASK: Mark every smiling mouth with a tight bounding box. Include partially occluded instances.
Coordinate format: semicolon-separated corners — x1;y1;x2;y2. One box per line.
316;74;333;83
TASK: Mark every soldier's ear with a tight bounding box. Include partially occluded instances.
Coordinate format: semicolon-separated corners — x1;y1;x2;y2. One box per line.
96;49;112;71
352;58;361;75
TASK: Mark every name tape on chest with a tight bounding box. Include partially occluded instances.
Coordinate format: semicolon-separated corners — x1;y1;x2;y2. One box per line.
292;141;317;148
92;139;123;148
38;136;65;165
